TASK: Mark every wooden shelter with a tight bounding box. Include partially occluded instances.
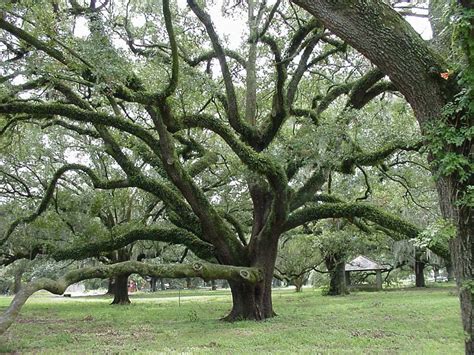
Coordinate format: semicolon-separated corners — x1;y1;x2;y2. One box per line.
345;255;385;290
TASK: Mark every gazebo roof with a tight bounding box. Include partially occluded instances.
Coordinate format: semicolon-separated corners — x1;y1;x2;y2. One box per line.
345;255;384;271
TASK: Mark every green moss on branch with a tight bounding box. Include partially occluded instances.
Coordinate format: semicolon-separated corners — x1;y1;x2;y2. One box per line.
0;261;263;335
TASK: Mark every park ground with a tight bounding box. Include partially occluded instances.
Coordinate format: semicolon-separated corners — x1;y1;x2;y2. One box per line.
0;285;464;354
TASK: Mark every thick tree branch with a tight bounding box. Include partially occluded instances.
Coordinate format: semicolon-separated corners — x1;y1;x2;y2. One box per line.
187;0;256;142
284;202;449;259
52;226;215;261
1;164;129;245
0;261;263;335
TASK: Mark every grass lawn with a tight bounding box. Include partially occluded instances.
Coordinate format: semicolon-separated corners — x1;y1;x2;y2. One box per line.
0;285;464;354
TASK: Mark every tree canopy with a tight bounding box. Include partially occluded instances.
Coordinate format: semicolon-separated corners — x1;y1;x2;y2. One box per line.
0;1;471;350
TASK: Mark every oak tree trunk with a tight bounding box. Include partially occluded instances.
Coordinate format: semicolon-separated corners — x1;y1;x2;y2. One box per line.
294;277;304;293
111;274;131;305
325;254;347;296
415;260;426;288
223;233;279;321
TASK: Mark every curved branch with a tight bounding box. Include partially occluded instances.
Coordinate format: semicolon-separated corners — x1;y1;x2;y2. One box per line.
52;226;215;261
284;202;449;259
185;49;246;68
259;35;288;148
180;114;288;194
0;260;263;335
0;102;161;150
0;16;68;65
1;164;130;245
339;140;423;174
160;0;179;98
187;0;256;142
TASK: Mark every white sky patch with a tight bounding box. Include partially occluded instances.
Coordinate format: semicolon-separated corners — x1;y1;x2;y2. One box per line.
74;16;90;38
406;15;432;40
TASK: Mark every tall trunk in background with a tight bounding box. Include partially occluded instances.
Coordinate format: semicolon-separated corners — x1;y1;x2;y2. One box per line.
292;1;473;351
415;260;426;288
447;263;455;282
325;253;347;296
111;274;131;305
415;250;426;287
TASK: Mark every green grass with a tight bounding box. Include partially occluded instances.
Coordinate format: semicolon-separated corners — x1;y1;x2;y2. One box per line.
0;286;464;354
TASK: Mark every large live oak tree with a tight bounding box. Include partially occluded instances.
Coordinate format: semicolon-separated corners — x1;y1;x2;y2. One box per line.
292;0;472;352
0;0;453;338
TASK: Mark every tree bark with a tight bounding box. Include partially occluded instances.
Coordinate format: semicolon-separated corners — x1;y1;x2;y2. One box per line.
224;243;278;321
106;278;115;295
325;254;347;296
12;271;22;295
415;260;426;288
293;276;305;292
111;274;131;305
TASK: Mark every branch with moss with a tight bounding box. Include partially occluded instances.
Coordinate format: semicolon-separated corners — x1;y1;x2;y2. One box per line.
160;0;178;99
0;260;263;335
259;35;288;149
150;105;245;258
184;49;247;68
180;113;288;194
0;102;161;150
284;202;449;259
52;226;215;261
1;164;130;245
289;168;328;211
187;0;257;143
338;140;423;174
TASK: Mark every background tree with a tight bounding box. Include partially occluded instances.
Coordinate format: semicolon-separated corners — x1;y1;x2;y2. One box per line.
275;231;323;292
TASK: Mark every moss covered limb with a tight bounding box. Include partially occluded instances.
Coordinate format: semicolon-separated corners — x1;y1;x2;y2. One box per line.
0;16;68;65
1;164;130;245
0;261;263;336
181;114;288;194
289;169;328;211
150;105;246;260
52;227;215;261
259;35;288;149
187;0;257;143
347;68;385;108
185;49;247;68
0;102;160;150
285;202;449;259
338;140;423;174
160;0;179;99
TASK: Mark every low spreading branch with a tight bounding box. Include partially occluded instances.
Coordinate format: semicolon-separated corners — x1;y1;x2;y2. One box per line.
0;261;263;335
